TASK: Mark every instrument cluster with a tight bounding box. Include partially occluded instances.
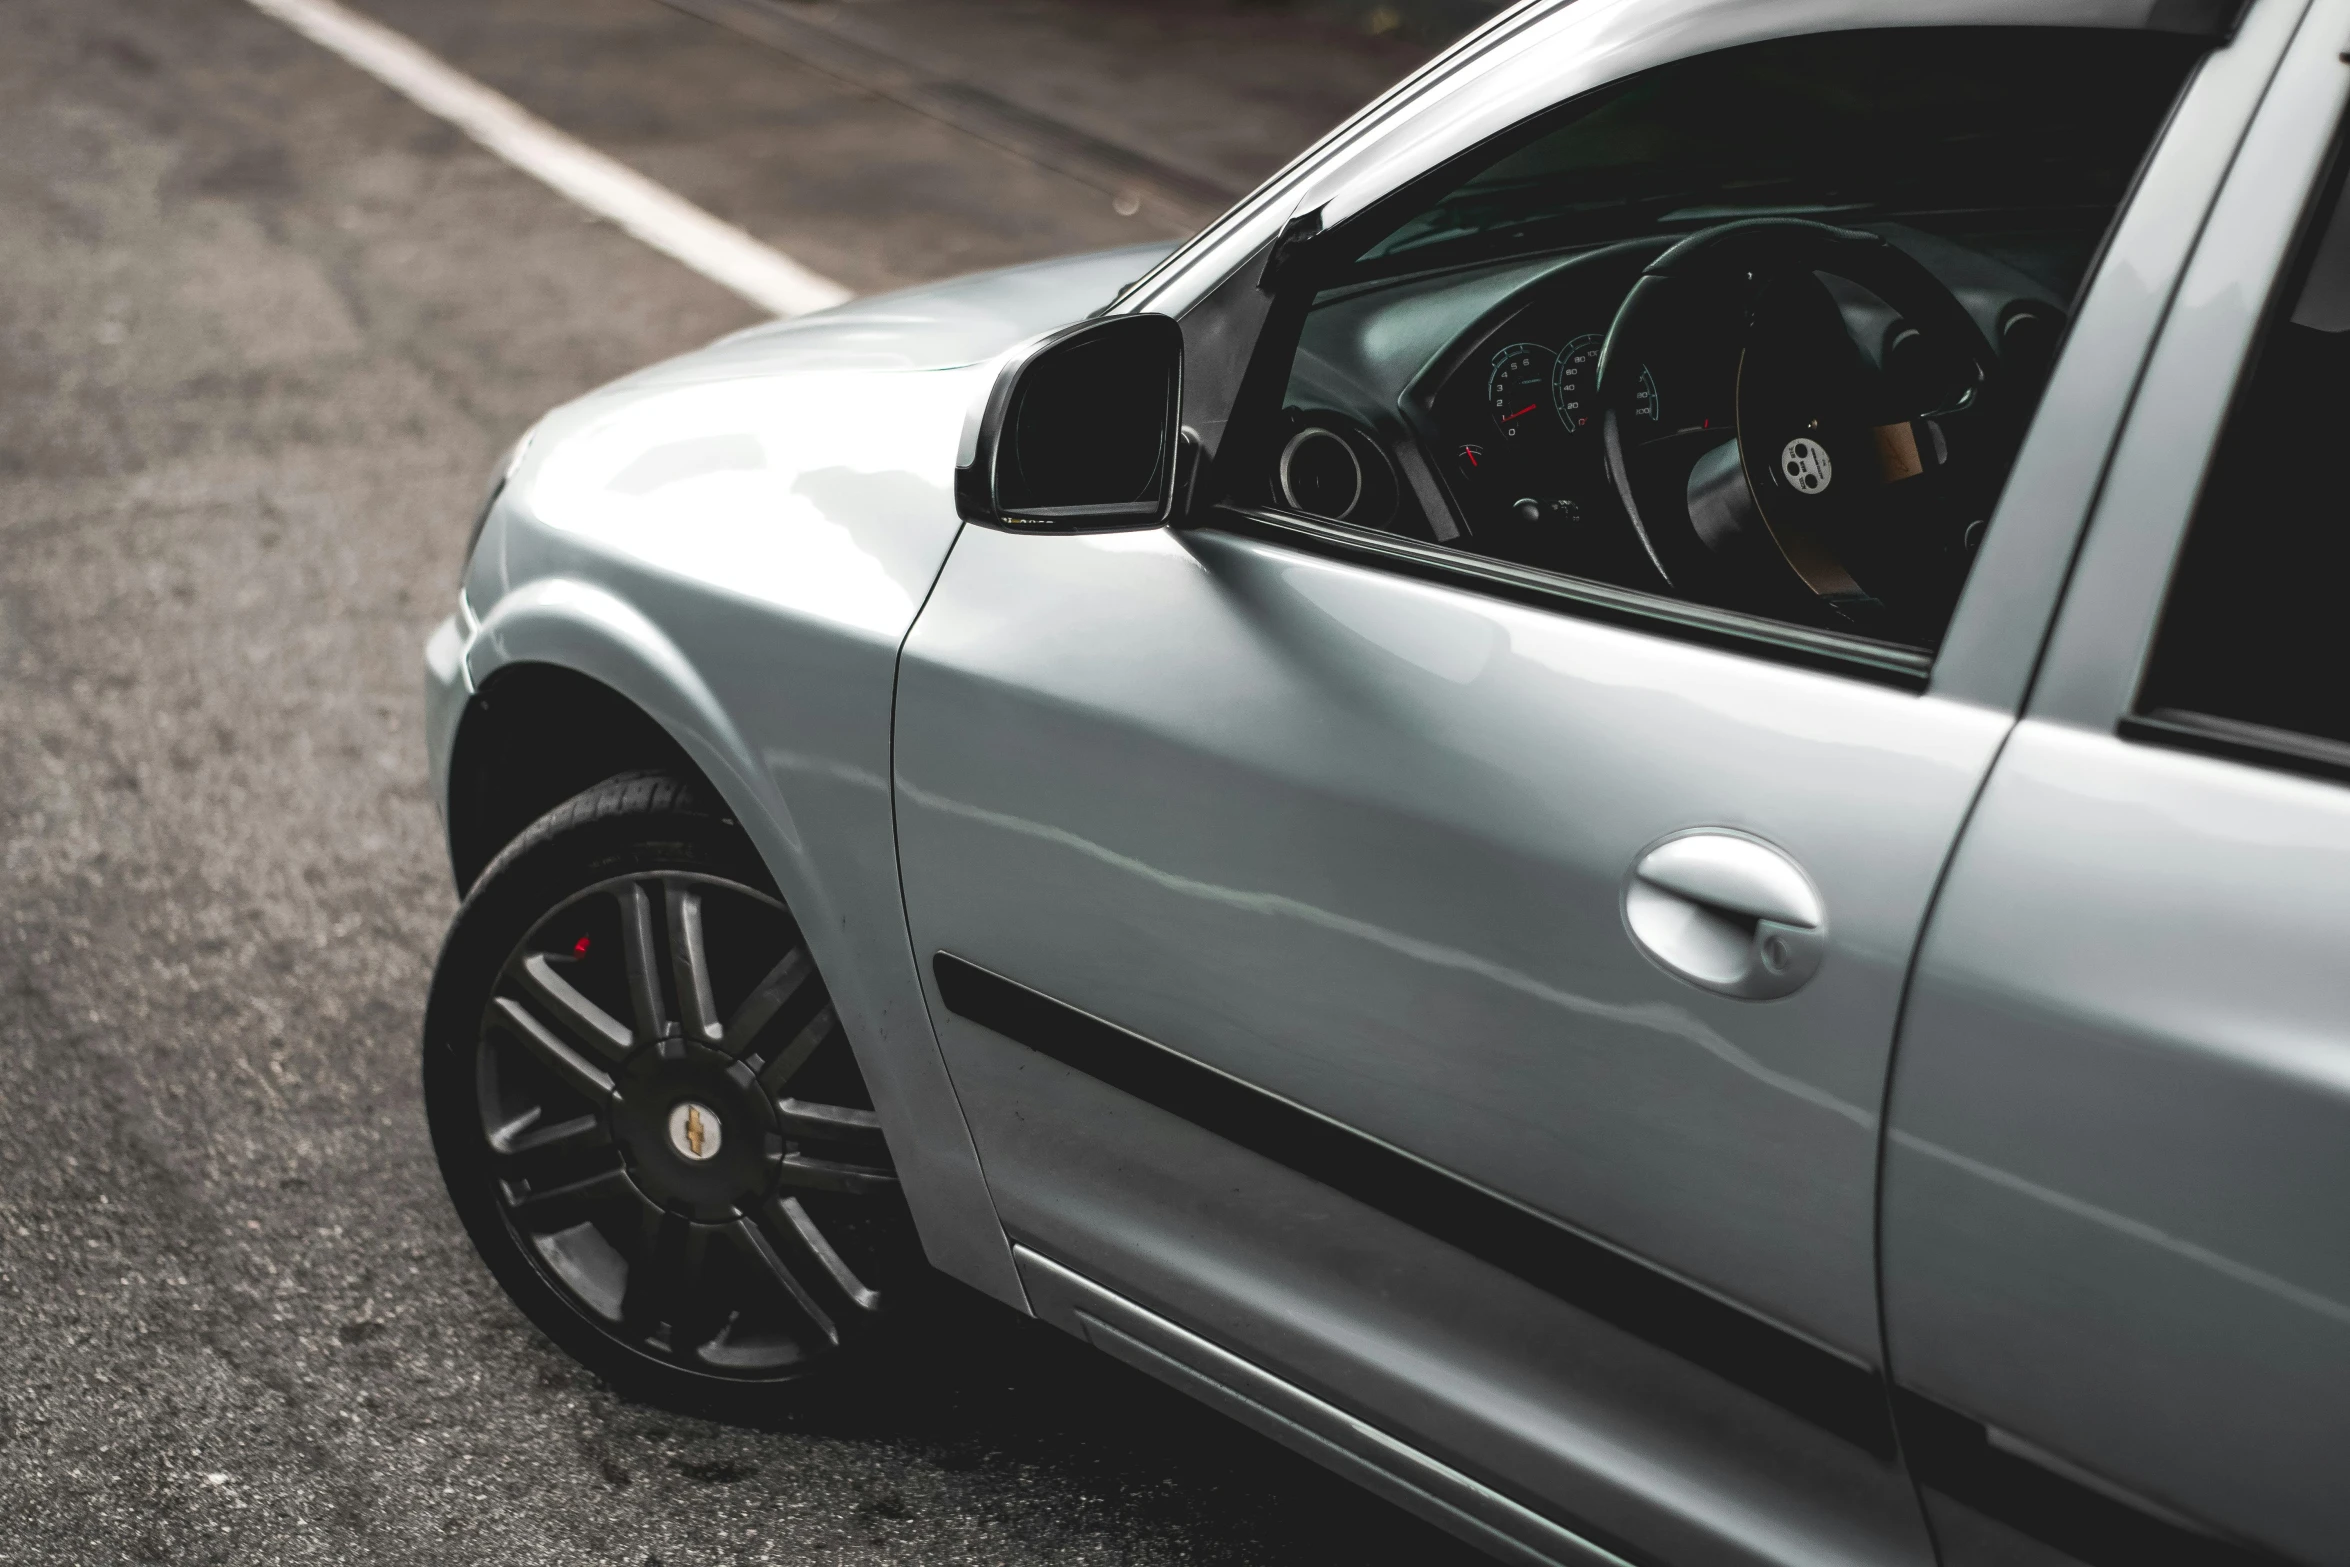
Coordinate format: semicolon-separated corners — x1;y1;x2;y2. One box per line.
1430;276;1710;584
1483;333;1661;448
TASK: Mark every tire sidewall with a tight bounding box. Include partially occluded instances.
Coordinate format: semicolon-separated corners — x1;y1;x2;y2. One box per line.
422;778;834;1417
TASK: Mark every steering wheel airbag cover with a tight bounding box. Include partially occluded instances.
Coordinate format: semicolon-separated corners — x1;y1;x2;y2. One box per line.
1596;218;2005;624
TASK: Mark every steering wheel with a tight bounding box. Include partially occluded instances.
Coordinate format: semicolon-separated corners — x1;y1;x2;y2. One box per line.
1596;220;2009;638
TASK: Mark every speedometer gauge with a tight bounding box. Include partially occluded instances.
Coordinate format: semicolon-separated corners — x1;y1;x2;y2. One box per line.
1487;343;1557;441
1551;334;1661;435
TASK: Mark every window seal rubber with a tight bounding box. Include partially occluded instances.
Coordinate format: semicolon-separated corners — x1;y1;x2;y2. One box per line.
1196;502;1936;691
2118;706;2350;788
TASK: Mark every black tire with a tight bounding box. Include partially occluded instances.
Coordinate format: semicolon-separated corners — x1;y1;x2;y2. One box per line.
423;771;924;1418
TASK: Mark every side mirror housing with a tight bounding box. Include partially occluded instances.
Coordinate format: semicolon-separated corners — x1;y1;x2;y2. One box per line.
955;313;1186;532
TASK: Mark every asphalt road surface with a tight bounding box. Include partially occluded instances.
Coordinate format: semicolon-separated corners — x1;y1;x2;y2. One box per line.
0;1;1492;1562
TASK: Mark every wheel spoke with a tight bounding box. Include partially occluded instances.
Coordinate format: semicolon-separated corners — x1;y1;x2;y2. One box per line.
489;1105;542;1150
516;953;634;1064
615;882;667;1042
770;1196;883;1314
489;998;616;1101
776;1150;898;1197
619;1214;732;1356
493;1111;610;1163
667;1224;728;1354
756;1003;839;1095
774;1098;885;1153
499;1162;636;1229
666;884;724;1046
724;947;815;1060
727;1216;840;1347
620;1213;692;1344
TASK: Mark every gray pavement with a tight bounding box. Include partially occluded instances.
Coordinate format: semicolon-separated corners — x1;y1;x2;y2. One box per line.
0;0;1490;1561
653;0;1444;227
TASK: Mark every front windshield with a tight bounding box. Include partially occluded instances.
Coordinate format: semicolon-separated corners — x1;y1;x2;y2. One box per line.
1363;29;2202;277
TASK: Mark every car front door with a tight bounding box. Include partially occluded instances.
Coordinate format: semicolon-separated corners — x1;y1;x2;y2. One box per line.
893;11;2274;1565
1882;8;2350;1563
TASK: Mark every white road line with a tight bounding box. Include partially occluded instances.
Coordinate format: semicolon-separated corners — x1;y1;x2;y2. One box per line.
244;0;852;318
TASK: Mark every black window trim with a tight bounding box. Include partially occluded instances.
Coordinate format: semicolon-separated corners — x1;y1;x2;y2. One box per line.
1197;502;1935;690
2119;708;2350;789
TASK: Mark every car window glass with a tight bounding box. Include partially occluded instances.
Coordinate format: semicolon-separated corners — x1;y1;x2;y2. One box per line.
2139;147;2350;750
1239;29;2201;657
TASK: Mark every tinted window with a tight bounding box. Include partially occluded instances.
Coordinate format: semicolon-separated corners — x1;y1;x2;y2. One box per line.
1248;30;2202;659
2141;152;2350;748
1367;30;2195;275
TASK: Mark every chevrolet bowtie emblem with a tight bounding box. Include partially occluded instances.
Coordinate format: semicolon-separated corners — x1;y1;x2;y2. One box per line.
667;1101;722;1162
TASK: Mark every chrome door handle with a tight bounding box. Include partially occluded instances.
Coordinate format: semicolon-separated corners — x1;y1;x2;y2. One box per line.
1625;831;1826;999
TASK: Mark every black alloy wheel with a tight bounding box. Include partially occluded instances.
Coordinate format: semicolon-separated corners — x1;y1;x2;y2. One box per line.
424;772;921;1411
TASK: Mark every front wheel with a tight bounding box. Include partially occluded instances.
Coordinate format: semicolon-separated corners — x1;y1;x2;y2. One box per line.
423;772;924;1415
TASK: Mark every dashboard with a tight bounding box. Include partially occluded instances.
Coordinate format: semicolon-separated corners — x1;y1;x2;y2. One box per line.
1263;225;2070;607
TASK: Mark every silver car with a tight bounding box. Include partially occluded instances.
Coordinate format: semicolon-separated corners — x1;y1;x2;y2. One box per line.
419;1;2350;1561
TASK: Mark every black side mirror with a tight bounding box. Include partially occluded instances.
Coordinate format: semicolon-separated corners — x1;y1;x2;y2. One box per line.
955;313;1186;532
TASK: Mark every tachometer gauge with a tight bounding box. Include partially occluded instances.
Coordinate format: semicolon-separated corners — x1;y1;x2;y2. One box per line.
1551;333;1661;435
1487;343;1557;441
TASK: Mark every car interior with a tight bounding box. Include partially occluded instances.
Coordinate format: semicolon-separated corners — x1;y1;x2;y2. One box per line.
1243;28;2206;653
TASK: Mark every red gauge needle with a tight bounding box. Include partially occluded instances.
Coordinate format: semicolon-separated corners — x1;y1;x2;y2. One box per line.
1501;404;1539;422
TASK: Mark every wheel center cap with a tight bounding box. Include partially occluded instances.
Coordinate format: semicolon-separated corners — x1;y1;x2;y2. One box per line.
667;1100;723;1162
614;1040;777;1220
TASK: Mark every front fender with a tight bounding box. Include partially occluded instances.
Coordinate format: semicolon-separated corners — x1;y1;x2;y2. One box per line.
430;361;1025;1310
465;578;796;853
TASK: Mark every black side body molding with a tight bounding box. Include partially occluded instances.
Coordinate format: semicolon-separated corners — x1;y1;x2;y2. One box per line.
930;950;1900;1457
935;952;2287;1562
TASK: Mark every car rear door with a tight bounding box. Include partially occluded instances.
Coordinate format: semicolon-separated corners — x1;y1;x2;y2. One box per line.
1881;10;2350;1564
